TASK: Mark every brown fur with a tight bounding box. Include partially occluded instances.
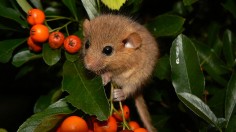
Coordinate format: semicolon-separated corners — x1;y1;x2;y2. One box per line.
82;14;159;132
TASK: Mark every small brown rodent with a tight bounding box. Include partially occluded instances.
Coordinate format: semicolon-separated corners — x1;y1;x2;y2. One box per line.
82;14;159;132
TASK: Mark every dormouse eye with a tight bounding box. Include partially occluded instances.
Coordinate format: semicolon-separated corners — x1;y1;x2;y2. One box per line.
102;46;113;56
85;40;90;49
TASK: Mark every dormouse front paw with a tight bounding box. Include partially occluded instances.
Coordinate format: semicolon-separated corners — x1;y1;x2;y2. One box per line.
101;72;112;85
113;89;126;101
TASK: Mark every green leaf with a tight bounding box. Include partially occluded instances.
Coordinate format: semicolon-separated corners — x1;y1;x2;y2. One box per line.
42;44;61;66
225;72;236;126
17;99;75;132
206;23;223;56
0;38;26;63
29;0;43;10
62;0;78;20
152;115;170;128
0;23;22;32
207;86;225;116
16;0;32;13
222;0;236;18
34;89;62;113
126;0;143;14
170;34;204;97
183;0;198;6
12;50;42;67
154;55;171;80
81;0;99;19
223;29;234;68
177;92;219;128
226;115;236;132
0;4;28;28
192;39;229;86
65;52;79;62
101;0;126;10
207;23;220;48
34;94;53;114
62;60;110;120
146;14;185;37
15;65;34;79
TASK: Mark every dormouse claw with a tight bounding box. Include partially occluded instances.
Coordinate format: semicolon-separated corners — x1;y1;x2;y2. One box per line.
113;89;126;101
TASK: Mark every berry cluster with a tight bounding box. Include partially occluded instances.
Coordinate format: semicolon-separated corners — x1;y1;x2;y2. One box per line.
26;8;81;53
56;104;148;132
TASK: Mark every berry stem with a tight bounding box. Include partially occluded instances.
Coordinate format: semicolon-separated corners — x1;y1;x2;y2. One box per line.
46;16;77;22
119;101;130;130
50;21;72;33
110;83;115;116
110;83;130;130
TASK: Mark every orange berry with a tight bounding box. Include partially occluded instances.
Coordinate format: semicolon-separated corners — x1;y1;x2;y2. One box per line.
64;35;82;54
27;37;42;52
129;121;140;130
27;8;45;25
93;116;117;132
60;116;89;132
49;32;65;49
113;105;130;121
30;24;49;43
134;128;148;132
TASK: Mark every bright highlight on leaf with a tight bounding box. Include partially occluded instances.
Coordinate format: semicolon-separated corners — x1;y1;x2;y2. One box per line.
101;0;126;10
170;34;204;97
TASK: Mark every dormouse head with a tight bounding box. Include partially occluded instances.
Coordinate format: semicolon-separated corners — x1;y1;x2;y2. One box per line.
82;15;143;74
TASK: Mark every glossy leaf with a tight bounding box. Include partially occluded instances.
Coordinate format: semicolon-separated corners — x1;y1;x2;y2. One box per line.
29;0;43;10
177;92;219;127
34;94;53;114
223;29;234;68
183;0;198;6
12;50;42;67
170;34;204;97
17;99;75;132
81;0;99;20
225;72;236;126
0;38;26;63
62;60;109;120
0;4;28;28
62;0;78;20
42;44;61;66
101;0;126;10
192;39;228;86
16;0;32;13
146;14;185;37
34;89;62;113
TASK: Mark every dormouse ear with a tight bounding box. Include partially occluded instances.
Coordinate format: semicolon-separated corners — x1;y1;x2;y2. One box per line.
83;19;90;36
123;32;142;49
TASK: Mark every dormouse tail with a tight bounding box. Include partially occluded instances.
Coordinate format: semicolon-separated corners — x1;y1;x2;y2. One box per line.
135;94;157;132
